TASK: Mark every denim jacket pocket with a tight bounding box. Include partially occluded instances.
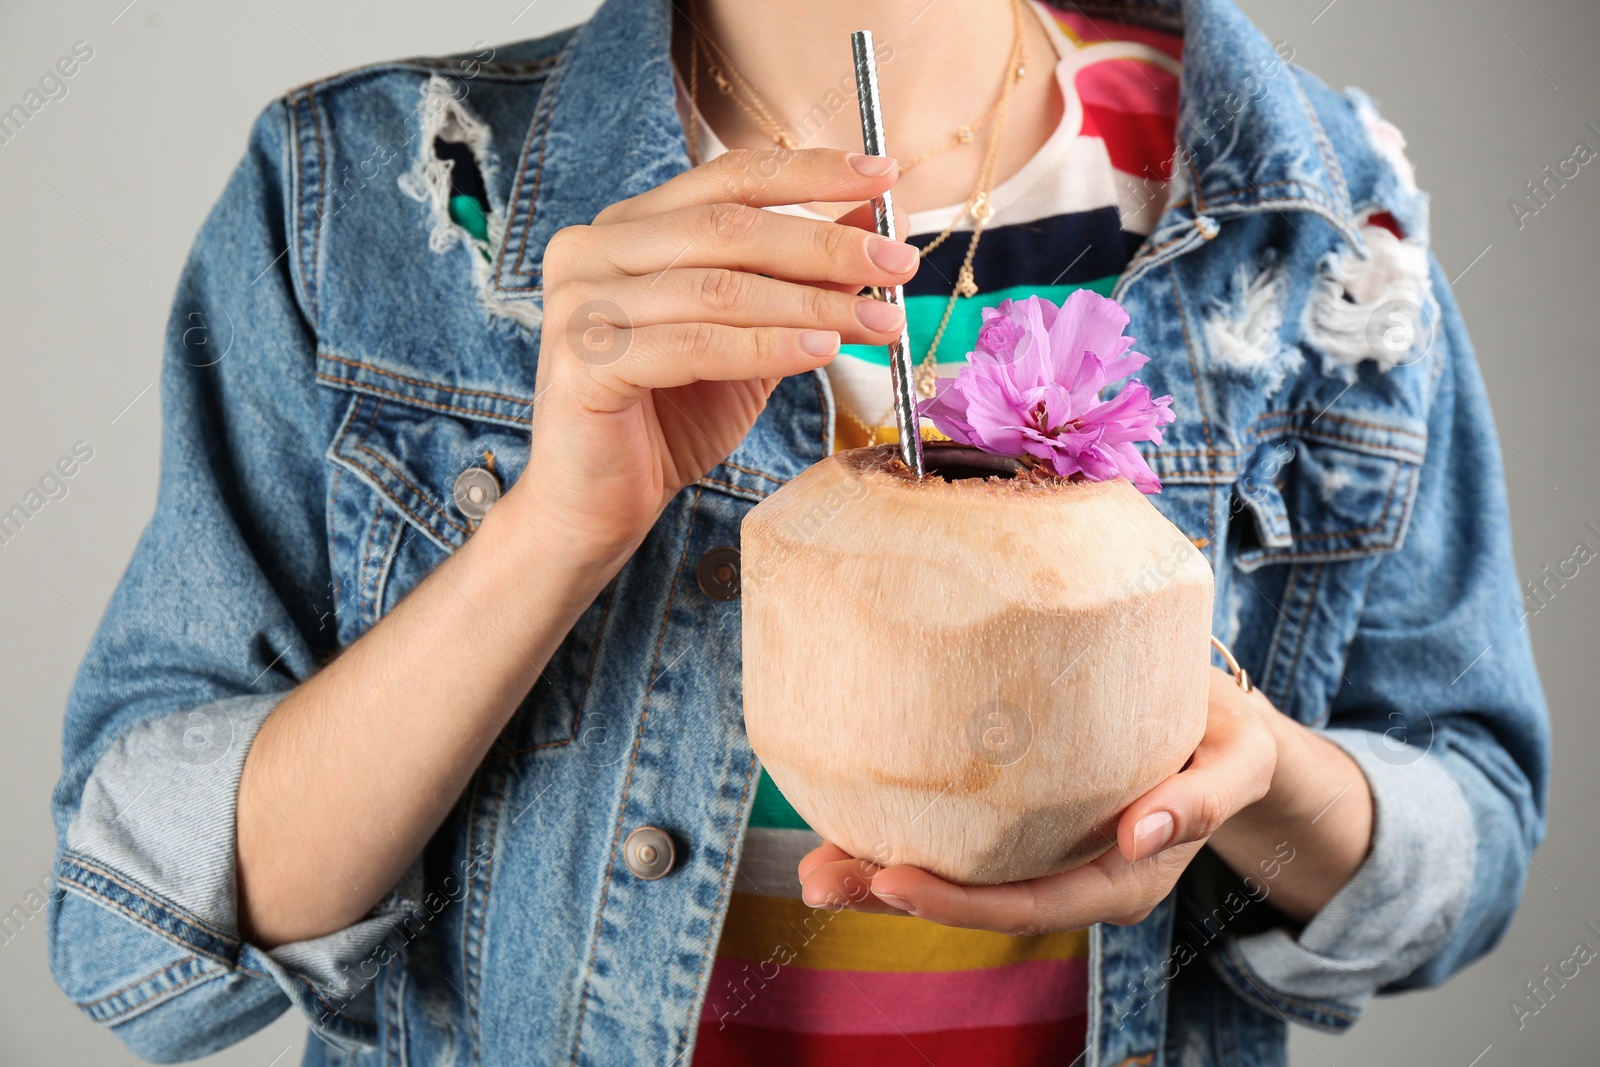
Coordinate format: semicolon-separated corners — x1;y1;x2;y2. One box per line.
1231;409;1427;573
319;380;609;752
1226;408;1429;724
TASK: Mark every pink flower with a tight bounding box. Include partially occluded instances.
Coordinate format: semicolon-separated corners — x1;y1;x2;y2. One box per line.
917;290;1176;493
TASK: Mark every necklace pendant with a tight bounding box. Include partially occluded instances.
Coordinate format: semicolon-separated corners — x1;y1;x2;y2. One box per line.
956;265;979;298
970;194;996;226
957;125;974;144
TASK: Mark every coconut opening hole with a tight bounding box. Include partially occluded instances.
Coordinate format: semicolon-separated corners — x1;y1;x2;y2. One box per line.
921;444;1024;482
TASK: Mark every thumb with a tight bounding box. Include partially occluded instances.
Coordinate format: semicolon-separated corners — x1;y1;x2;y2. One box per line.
1115;683;1276;862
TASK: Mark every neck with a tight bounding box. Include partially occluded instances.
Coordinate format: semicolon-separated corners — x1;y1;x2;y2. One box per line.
676;0;1062;214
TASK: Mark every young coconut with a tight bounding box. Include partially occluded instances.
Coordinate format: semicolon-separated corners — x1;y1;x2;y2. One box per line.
740;291;1212;885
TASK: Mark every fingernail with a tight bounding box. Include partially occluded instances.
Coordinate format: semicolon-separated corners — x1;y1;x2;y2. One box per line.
874;891;914;914
1133;811;1176;860
855;298;905;333
868;237;918;274
848;152;897;176
800;886;845;910
798;329;840;357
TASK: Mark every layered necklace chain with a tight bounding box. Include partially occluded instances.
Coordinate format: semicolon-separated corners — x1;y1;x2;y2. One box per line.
683;0;1030;445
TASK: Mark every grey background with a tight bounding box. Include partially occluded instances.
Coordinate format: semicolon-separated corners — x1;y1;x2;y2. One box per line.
0;0;1594;1063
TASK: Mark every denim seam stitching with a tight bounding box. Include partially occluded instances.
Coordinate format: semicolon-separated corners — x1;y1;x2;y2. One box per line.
1256;570;1288;696
569;486;705;1067
1290;459;1404;542
501;29;580;286
316;374;529;428
1281;563;1324;706
353;443;471;537
359;503;387;632
327;462;347;618
1214;942;1361;1025
303;87;328;326
495;580;618;757
1169;266;1217;546
721;461;786;486
320;353;534;407
460;774;487;1066
284;56;560;98
671;747;759;1065
699;474;770;500
60;855;236;944
372;511;406;626
56;875;234;968
460;770;505;1067
1246;465;1416;564
77;954;201;1011
87;965;228;1025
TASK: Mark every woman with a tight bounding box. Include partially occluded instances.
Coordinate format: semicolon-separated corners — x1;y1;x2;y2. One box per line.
48;0;1548;1063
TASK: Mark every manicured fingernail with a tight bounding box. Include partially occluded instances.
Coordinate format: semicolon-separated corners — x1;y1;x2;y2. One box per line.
798;329;840;357
1133;811;1176;860
800;886;845;910
868;237;918;273
855;298;905;333
874;891;914;913
848;152;897;176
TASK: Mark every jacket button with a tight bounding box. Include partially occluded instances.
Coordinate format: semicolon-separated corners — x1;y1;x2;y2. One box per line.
623;826;677;880
696;547;741;601
452;467;501;522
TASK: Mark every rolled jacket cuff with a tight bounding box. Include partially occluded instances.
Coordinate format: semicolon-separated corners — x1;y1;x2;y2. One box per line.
59;694;422;1046
1216;727;1477;1030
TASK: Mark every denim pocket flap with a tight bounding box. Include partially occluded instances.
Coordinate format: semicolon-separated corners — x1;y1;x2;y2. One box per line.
1233;412;1426;572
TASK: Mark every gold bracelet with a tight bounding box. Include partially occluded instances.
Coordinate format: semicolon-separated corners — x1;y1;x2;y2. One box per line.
1209;635;1254;693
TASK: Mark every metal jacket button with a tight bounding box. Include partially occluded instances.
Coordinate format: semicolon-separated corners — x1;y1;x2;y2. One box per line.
623;826;676;880
696;547;741;601
453;467;501;522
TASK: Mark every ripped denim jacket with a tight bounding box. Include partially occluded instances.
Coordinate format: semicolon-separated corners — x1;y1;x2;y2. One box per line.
48;0;1548;1064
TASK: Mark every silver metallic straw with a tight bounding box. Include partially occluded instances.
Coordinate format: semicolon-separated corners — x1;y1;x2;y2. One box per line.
850;30;924;478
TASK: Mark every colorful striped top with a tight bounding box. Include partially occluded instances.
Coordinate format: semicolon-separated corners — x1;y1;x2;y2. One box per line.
680;5;1183;1063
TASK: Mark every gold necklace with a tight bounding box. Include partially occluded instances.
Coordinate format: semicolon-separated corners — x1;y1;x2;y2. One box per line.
687;2;1020;174
683;0;1029;446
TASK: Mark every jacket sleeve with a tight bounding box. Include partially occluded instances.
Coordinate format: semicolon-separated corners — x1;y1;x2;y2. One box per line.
1214;254;1551;1029
47;98;418;1062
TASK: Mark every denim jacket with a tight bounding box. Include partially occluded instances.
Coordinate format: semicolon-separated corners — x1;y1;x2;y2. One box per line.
48;0;1549;1063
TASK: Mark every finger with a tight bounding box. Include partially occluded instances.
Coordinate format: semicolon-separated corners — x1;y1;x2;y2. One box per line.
608;202;921;286
1115;674;1278;862
868;842;1204;934
575;202;920;286
800;859;905;915
802;200;913;295
797;842;853;882
834;198;913;245
572;269;906;342
595;147;898;225
561;321;840;406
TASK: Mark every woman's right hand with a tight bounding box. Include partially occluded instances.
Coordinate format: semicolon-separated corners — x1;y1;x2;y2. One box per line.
517;147;916;565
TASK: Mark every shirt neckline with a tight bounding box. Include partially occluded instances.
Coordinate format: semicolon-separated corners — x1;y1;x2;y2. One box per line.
673;0;1082;232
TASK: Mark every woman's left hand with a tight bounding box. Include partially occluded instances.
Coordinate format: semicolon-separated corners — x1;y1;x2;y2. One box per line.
797;667;1280;933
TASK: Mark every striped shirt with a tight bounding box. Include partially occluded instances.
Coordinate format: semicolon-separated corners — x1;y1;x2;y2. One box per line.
681;5;1183;1062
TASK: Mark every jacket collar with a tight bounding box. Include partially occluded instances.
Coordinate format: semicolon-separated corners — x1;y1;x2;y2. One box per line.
490;0;1361;299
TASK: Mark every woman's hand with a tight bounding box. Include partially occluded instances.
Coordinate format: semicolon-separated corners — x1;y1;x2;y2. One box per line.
517;147;915;566
797;667;1282;933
